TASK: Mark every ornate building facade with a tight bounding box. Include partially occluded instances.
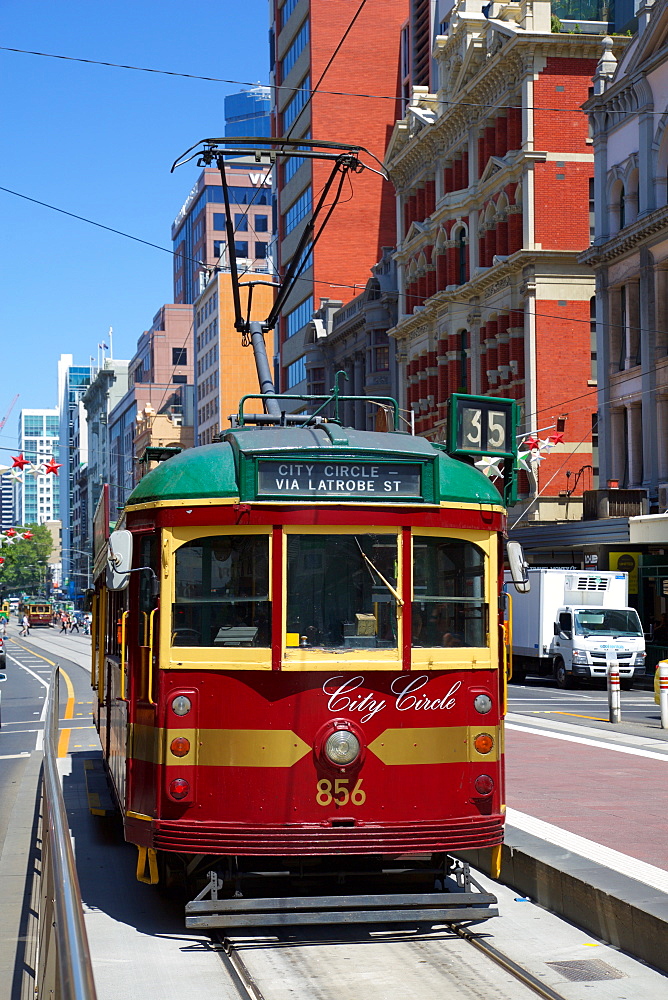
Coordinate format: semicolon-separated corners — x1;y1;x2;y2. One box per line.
385;0;624;517
582;0;668;508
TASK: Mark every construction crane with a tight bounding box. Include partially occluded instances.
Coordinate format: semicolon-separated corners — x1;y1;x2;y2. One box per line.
0;394;19;432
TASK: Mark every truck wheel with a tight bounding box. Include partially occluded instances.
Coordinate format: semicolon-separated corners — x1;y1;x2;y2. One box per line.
620;679;633;691
554;659;574;689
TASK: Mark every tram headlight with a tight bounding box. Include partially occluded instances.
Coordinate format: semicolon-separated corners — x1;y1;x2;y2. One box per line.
324;730;361;766
474;694;493;714
474;775;494;796
171;695;191;717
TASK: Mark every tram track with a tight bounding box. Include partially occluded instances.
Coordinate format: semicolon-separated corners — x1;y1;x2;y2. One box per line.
213;920;577;1000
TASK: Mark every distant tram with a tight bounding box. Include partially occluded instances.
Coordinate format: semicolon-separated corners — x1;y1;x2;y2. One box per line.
20;599;53;627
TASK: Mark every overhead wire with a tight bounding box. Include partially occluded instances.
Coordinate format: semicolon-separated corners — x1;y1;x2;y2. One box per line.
0;42;659;117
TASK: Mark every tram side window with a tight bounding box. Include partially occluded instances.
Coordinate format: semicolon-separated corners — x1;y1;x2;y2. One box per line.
172;535;271;647
412;537;487;647
136;534;158;647
287;534;398;650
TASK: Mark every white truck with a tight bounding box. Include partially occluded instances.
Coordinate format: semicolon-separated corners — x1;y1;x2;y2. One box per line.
505;568;646;689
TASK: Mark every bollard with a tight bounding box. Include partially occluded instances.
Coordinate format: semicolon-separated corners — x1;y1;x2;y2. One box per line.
607;653;621;724
660;660;668;730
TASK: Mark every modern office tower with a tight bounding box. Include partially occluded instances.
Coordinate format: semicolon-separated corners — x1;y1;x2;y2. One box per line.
0;475;12;529
194;272;276;445
224;86;271;140
57;355;91;589
14;408;61;526
172;161;274;306
107;304;194;515
270;0;407;400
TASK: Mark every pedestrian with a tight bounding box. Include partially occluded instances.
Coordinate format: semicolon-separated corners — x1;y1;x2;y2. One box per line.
70;615;79;633
20;614;30;637
60;612;68;633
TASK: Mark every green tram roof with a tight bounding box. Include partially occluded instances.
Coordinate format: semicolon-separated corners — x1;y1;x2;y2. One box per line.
126;426;503;507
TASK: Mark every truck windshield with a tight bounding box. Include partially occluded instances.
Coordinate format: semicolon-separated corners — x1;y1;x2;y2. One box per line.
574;609;643;638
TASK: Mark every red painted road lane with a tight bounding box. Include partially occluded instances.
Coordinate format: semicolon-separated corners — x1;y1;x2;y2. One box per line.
506;727;668;871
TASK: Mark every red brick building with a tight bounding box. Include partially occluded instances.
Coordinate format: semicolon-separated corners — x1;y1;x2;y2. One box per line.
271;0;408;397
385;2;618;519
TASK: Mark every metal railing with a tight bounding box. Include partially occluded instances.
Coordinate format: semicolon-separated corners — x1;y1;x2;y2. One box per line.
38;668;97;1000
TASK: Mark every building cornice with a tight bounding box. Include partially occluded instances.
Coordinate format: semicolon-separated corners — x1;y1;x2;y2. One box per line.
580;203;668;265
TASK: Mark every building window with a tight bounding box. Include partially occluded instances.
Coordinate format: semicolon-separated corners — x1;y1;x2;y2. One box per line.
234;241;249;258
285;296;313;338
589;177;595;244
172;348;187;366
173;374;188;384
459;330;468;390
213;240;225;259
281;19;309;80
280;0;299;29
619;188;625;230
457;230;467;285
213;213;226;230
255;215;268;232
235;213;249;232
283;188;312;235
287;356;307;388
255;241;268;259
282;74;310;131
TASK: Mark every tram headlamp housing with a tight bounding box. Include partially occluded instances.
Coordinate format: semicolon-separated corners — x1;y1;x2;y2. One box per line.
324;730;361;766
171;695;191;717
474;694;493;714
169;778;190;800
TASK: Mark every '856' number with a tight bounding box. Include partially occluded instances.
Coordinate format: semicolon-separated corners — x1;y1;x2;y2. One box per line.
316;778;366;806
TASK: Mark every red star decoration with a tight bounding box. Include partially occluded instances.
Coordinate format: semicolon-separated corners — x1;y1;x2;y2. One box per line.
11;453;29;470
523;436;540;451
22;530;32;539
0;557;4;564
44;459;62;476
548;432;565;445
5;528;16;537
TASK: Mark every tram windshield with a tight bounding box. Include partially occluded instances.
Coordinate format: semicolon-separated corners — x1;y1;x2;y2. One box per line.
287;534;398;650
172;535;271;647
412;537;487;647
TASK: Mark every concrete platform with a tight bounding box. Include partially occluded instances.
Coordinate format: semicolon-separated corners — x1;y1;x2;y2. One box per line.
462;710;668;976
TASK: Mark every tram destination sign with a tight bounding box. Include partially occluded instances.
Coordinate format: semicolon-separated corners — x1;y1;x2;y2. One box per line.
257;461;422;499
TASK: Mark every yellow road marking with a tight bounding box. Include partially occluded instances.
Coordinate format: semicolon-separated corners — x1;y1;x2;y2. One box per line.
553;712;607;721
57;668;75;758
9;639;56;665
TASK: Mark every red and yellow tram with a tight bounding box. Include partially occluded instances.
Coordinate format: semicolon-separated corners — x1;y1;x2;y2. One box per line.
91;409;524;925
20;599;53;627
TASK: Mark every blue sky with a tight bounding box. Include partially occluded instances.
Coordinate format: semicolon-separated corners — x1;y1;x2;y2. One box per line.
0;0;268;454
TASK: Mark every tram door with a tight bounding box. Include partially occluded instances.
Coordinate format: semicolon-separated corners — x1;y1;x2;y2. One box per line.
126;533;159;817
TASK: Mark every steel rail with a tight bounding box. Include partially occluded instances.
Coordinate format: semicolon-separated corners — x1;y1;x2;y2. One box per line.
41;667;98;1000
448;922;570;1000
214;936;267;1000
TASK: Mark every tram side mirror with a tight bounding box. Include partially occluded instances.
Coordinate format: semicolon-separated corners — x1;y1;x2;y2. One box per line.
107;529;133;591
507;541;530;593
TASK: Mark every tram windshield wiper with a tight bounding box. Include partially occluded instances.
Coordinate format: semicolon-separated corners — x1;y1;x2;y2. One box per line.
355;538;403;606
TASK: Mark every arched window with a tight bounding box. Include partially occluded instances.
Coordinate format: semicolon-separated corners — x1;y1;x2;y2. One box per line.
619;188;625;230
458;230;467;284
459;330;468;390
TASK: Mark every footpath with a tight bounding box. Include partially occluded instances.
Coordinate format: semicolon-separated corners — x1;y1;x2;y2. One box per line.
466;700;668;975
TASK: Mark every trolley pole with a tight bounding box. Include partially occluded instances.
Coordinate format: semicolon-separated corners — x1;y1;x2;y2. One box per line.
659;660;668;730
607;652;621;724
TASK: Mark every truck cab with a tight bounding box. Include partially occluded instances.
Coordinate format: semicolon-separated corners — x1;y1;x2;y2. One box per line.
551;605;645;689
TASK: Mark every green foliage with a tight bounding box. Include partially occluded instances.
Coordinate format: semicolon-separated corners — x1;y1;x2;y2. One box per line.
551;14;563;31
0;524;54;593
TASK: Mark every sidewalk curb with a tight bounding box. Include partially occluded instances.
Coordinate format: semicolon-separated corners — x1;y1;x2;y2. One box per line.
0;751;42;1000
460;826;668;976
